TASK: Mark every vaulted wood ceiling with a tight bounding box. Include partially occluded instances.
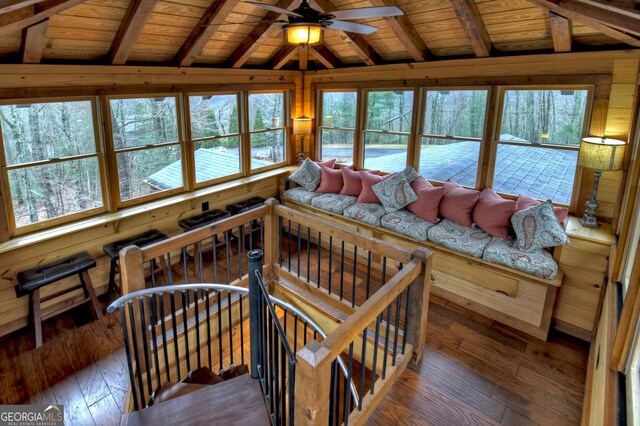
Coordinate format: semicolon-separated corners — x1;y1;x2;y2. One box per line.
0;0;638;70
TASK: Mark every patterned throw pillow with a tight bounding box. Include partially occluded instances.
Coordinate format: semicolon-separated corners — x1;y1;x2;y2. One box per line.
289;158;321;191
511;200;570;251
372;167;419;213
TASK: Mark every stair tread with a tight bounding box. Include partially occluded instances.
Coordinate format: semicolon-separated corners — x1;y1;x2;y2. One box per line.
120;375;270;426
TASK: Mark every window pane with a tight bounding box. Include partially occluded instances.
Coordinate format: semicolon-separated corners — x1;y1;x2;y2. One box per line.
1;101;96;166
423;90;487;138
194;136;241;183
363;132;408;173
493;144;577;204
110;97;179;149
250;130;285;167
8;157;102;228
500;89;588;145
321;91;357;128
366;91;413;132
189;94;239;140
320;128;354;165
119;145;183;202
249;93;284;132
419;137;479;186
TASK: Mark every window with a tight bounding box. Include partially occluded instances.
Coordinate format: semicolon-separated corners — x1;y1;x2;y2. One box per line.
318;90;358;165
494;88;589;204
363;90;414;173
108;96;184;203
419;89;488;186
0;100;104;230
189;94;242;184
248;92;287;170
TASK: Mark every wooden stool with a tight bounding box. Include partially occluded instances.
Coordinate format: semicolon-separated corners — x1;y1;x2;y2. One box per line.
178;209;231;276
103;230;169;291
226;197;265;244
17;251;103;348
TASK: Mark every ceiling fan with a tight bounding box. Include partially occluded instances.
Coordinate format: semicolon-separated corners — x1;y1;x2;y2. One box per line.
246;0;404;44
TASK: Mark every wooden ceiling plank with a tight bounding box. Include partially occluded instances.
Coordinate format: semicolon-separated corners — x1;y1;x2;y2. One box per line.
175;0;240;67
299;44;308;70
0;0;87;37
310;0;382;66
449;0;492;57
109;0;158;65
309;45;340;69
549;11;572;52
525;0;640;47
21;18;48;63
269;44;298;69
367;0;428;62
226;0;296;69
0;0;45;15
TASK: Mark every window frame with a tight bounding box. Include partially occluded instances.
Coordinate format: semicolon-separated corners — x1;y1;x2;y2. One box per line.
104;93;187;208
489;85;594;207
0;96;108;235
316;88;360;166
246;89;290;174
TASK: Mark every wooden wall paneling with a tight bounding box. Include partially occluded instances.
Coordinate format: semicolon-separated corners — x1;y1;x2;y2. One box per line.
20;18;48;63
449;0;492;57
108;0;159;65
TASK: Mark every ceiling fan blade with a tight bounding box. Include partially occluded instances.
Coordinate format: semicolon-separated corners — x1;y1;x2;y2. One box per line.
245;1;303;18
321;6;403;20
326;20;379;34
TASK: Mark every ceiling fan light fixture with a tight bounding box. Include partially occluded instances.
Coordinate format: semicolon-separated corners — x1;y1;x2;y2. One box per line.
284;23;323;45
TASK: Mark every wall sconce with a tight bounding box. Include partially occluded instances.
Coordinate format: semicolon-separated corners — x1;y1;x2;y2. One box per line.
578;136;626;228
293;117;313;164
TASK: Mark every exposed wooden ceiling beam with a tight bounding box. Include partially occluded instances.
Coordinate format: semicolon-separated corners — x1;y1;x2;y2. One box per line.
309;45;340;69
299;44;308;70
548;11;572;52
108;0;158;65
367;0;428;62
525;0;640;47
226;0;296;69
175;0;239;67
310;0;382;66
269;44;298;69
0;0;46;15
0;0;86;37
21;18;48;63
449;0;491;57
560;0;640;37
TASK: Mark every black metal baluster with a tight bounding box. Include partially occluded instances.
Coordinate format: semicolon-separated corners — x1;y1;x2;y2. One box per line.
328;236;333;294
149;294;161;393
182;247;189;284
402;286;411;354
169;291;181;381
158;292;170;382
358;327;368;410
343;342;354;425
120;306;140;411
167;254;173;285
293;314;298;352
193;290;201;369
351;246;358;307
198;241;204;282
217;290;223;371
279;217;283;265
371;313;382;394
150;260;156;288
365;251;372;300
273;316;280;425
303;322;308;345
182;290;191;374
228;289;234;366
212;236;218;283
238;225;243;281
205;291;212;368
317;231;322;287
297;223;301;277
249;221;253;251
339;241;345;300
288;360;295;426
239;293;245;365
382;257;387;287
287;220;292;272
382;302;392;380
225;231;232;285
280;338;287;424
392;295;402;366
306;227;311;282
128;302;146;408
329;360;337;426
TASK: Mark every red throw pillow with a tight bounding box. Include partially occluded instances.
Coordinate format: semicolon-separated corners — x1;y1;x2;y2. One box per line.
406;177;445;224
439;180;481;227
516;195;568;224
317;159;336;169
315;164;343;193
472;188;516;239
358;172;392;203
340;168;380;196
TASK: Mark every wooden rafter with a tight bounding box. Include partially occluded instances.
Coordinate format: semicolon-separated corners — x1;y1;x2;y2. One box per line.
548;11;572;53
269;44;298;69
299;44;308;70
309;45;340;69
560;0;640;37
310;0;381;66
109;0;158;65
368;0;428;62
449;0;491;57
525;0;640;47
175;0;240;67
0;0;46;15
0;0;86;37
226;0;296;69
21;18;48;63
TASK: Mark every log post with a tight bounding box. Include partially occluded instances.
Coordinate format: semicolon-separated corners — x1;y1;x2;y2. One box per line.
294;340;332;425
263;198;281;283
405;247;432;369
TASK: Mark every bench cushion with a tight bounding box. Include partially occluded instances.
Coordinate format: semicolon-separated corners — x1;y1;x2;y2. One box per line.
284;188;321;205
18;251;97;292
483;237;558;280
381;209;434;241
103;230;168;260
343;203;388;227
428;219;491;257
311;194;357;214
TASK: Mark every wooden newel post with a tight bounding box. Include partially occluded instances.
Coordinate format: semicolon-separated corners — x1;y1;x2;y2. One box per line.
263;198;281;281
294;340;333;425
406;248;432;369
119;245;147;295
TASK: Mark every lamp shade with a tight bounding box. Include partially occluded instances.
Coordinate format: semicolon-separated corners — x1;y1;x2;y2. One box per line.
285;24;323;45
293;117;313;135
578;137;626;171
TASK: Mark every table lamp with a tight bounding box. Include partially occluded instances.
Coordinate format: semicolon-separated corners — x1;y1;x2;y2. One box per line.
578;136;626;228
293;117;313;164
